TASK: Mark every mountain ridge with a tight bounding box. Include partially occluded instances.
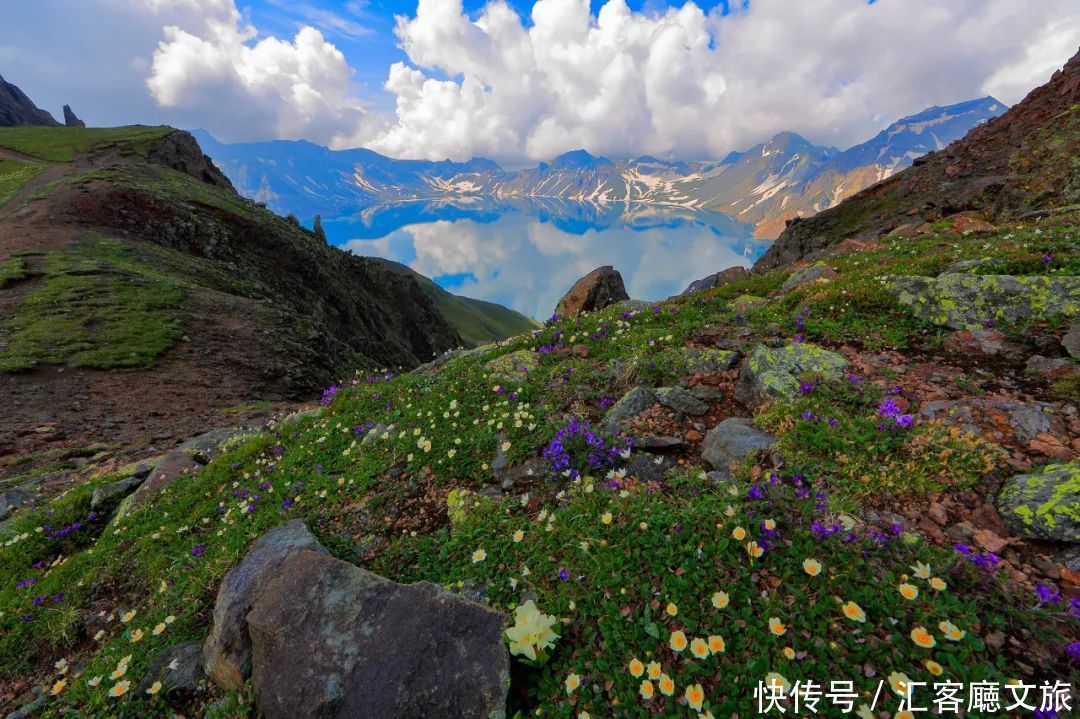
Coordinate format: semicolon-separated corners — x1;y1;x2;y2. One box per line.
195;96;1005;238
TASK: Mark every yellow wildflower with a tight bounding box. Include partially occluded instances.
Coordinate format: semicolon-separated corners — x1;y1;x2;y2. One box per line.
565;672;580;695
685;683;705;711
938;620;966;641
782;647;795;660
108;681;130;698
930;577;947;591
50;679;66;696
732;526;747;541
910;626;936;648
802;558;822;576
639;679;655;700
707;635;725;654
690;637;710;659
146;681;162;696
665;602;678;617
925;660;943;676
888;671;911;695
898;583;919;600
768;617;787;636
669;630;688;652
912;562;931;579
658;673;675;696
711;591;729;609
628;658;644;677
841;601;867;623
471;549;486;563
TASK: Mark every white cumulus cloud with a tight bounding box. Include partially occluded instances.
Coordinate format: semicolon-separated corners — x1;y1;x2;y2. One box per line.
143;0;384;146
368;0;1080;162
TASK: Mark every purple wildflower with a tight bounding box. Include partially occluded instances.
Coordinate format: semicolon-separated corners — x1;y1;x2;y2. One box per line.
557;568;570;581
1068;641;1080;662
192;543;207;558
1035;583;1061;606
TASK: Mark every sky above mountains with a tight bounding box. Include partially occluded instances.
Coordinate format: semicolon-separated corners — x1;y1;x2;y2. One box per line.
3;0;1079;164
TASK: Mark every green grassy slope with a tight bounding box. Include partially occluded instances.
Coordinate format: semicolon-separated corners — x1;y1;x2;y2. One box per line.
0;125;173;162
374;258;539;347
1;216;1076;717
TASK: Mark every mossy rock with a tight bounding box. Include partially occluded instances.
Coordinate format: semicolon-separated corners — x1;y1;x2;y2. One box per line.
734;343;849;410
484;349;539;383
674;347;740;375
731;295;768;314
781;262;837;292
887;274;1080;330
997;460;1080;543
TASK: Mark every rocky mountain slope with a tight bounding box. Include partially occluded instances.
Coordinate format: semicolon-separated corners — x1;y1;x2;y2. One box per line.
0;74;60;127
197;97;1003;238
756;50;1080;270
0;124;529;482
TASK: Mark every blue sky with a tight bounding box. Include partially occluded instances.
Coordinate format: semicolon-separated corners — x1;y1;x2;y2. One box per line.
1;0;1077;163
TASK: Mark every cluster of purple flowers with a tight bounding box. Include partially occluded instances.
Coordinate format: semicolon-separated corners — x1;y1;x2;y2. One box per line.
794;306;810;342
954;543;1000;571
43;511;98;541
541;418;628;479
877;398;914;430
320;385;341;406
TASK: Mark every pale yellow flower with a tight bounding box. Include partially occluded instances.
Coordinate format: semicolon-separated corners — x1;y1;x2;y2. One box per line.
658;673;675;696
646;661;662;680
841;601;867;623
707;635;725;654
669;630;688;652
899;583;919;601
768;617;787;636
930;577;947;591
471;549;487;563
910;626;936;648
146;681;163;695
108;681;131;698
565;672;580;695
628;658;644;677
120;610;136;623
665;602;678;617
50;679;66;696
685;683;705;711
732;526;747;541
153;622;167;636
690;637;710;659
639;679;655;700
803;558;822;576
711;591;729;609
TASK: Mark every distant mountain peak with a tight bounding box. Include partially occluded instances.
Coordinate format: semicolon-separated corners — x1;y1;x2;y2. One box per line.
0;73;60;127
549;149;614;170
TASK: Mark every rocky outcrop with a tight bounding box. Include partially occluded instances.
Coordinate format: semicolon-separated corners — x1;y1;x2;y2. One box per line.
62;105;85;128
998;461;1080;543
942;329;1025;361
886;275;1080;330
655;386;708;416
0;73;59;127
681;266;748;295
702;418;776;477
486;349;540;383
203;521;329;690
247;550;509;719
734;343;849;410
147;130;235;191
554;266;628;317
781;262;837;292
0;481;38;521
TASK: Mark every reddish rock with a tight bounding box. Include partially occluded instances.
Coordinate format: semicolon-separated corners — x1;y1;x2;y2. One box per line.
1029;432;1073;461
944;211;996;234
680;266;749;295
830;238;884;254
927;502;948;526
684;429;703;442
1026;355;1079;380
973;529;1009;553
917;517;947;544
554;266;629;318
942;330;1024;361
970;503;1007;535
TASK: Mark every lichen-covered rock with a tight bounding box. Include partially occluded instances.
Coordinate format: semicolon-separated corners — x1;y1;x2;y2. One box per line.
886;274;1080;330
731;295;768;314
203;521;328;691
554;266;629;317
485;349;539;383
603;387;657;434
673;347;740;375
918;396;1063;447
734;343;849;410
701;418;776;477
782;262;837;292
997;461;1080;543
681;266;748;295
655;386;709;416
0;481;38;521
246;550;509;719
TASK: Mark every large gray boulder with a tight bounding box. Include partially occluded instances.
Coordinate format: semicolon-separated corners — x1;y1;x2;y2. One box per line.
702;418;776;476
247;550;509;719
203;521;328;690
886;274;1080;330
997;461;1080;544
554;266;628;317
734;343;849;410
1063;321;1080;359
